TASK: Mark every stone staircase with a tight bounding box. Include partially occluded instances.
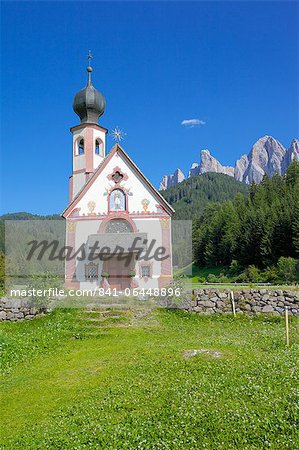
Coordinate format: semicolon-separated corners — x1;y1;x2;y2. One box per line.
72;307;146;339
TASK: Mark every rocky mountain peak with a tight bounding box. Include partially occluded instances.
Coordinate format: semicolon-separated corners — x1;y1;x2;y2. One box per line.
159;168;185;190
240;135;287;184
159;136;299;190
188;162;200;178
282;138;299;172
198;149;235;177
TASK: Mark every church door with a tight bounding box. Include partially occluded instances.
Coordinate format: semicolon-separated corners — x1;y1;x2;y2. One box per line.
104;256;133;290
104;219;135;290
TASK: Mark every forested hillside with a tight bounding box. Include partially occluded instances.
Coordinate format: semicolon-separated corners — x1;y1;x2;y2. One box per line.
0;212;61;252
192;162;299;282
0;213;61;293
161;172;248;219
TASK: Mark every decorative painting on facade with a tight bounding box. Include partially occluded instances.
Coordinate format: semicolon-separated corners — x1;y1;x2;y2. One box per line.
62;59;174;291
109;189;126;211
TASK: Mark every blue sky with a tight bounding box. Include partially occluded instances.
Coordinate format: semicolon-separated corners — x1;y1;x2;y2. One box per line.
1;1;298;215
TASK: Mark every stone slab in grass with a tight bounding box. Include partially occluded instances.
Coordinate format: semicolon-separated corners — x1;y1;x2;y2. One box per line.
183;349;222;358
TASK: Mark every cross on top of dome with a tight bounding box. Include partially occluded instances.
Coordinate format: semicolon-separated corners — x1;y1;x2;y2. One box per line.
73;51;106;124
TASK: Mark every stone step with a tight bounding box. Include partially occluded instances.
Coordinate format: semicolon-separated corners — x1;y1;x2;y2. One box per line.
81;310;130;317
81;313;124;318
79;317;130;326
71;332;106;339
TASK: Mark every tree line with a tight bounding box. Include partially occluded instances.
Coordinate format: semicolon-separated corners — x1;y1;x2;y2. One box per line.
192;162;299;282
161;172;248;220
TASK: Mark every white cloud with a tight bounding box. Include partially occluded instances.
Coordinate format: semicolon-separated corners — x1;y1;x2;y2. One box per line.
181;119;206;128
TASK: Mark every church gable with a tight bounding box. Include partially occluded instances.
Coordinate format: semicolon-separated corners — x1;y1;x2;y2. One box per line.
62;144;174;218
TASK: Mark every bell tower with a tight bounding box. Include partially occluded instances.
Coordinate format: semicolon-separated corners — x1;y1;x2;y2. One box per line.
69;52;108;201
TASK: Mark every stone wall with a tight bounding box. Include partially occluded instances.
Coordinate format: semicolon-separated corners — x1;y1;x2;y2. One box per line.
1;289;299;320
0;298;45;321
189;289;299;317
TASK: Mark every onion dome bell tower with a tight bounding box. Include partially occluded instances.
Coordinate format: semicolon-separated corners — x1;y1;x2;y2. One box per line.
73;65;106;124
69;52;108;201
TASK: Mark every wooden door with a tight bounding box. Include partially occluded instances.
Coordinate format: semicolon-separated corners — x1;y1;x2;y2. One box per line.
104;256;132;290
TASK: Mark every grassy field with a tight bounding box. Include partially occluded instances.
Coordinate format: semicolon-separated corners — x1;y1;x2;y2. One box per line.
175;263;225;281
1;307;299;449
188;282;299;291
175;263;299;291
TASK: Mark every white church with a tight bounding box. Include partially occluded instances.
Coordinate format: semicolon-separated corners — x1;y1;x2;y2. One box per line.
62;60;174;291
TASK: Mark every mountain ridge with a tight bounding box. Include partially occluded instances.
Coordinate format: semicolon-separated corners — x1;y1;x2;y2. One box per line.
160;136;299;190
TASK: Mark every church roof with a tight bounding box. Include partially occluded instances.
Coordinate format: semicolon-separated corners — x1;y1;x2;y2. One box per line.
62;143;175;218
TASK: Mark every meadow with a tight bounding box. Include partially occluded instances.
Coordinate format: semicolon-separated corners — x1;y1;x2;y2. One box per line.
0;307;298;449
175;263;299;291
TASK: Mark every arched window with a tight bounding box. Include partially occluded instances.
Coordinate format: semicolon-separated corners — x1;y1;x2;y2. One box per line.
78;139;84;155
95;139;101;155
105;219;133;234
109;189;126;211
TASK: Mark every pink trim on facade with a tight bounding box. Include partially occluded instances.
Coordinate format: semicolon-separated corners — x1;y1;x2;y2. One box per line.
62;144;174;218
85;172;93;182
62;145;117;218
159;219;172;288
70;123;108;134
73;168;87;175
66;212;169;221
65;222;77;286
158;276;172;288
69;207;81;217
107;166;128;183
85;127;94;173
156;204;167;213
69;176;73;202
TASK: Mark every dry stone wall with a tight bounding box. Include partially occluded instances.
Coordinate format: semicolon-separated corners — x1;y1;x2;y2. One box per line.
189;289;299;316
1;289;299;320
0;298;45;321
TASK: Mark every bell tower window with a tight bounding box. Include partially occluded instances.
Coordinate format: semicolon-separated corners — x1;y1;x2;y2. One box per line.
78;139;84;155
95;139;100;155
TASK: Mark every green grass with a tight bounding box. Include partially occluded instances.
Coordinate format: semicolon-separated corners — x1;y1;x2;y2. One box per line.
175;262;226;281
175;263;299;290
1;308;299;449
188;282;299;291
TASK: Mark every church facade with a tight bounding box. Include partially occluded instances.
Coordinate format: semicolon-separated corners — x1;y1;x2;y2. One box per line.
62;62;174;291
